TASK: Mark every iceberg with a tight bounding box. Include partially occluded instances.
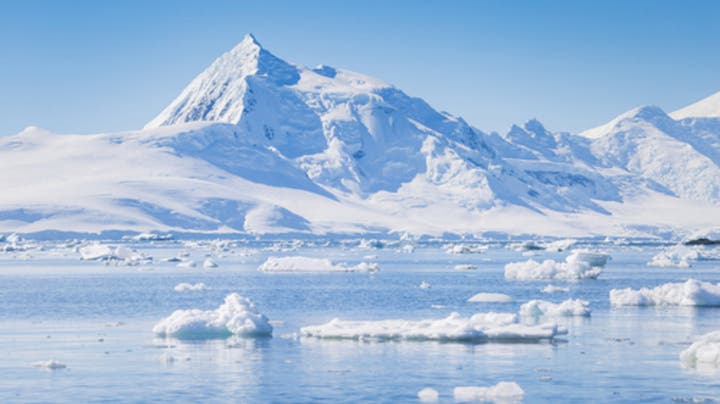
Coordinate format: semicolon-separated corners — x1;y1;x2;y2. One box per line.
467;293;514;303
610;279;720;307
153;293;272;339
504;251;607;281
453;382;524;403
300;312;564;342
258;256;378;272
455;264;479;271
519;299;590;317
680;331;720;368
445;244;487;254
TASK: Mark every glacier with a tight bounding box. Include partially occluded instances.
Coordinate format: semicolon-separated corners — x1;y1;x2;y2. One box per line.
2;33;720;238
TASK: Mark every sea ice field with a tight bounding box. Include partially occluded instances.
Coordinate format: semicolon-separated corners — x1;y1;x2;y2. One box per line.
1;237;719;403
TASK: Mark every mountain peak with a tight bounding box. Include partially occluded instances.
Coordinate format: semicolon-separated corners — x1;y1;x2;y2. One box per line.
580;105;668;139
144;34;299;129
670;90;720;120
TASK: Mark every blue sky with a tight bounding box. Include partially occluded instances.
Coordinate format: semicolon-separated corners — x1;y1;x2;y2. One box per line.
2;0;720;136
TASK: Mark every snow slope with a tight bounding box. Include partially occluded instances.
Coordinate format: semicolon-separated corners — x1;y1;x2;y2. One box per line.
2;34;719;237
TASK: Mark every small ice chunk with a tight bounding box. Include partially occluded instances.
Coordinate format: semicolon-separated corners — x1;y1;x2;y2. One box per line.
508;241;544;252
153;293;272;339
647;245;698;268
455;264;478;271
177;260;197;268
504;251;608;281
519;299;591;317
680;331;720;368
79;243;115;261
610;279;720;307
203;258;218;268
542;285;569;294
159;352;175;364
543;239;577;252
174;282;209;292
467;293;513;303
445;244;487;254
300;312;563;342
32;360;66;369
258;256;378;272
417;387;439;402
453;382;524;402
419;281;431;289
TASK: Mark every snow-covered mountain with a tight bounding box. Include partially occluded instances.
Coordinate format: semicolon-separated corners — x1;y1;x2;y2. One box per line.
1;34;718;238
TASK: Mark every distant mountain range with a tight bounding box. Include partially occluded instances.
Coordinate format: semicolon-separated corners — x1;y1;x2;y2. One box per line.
2;34;718;238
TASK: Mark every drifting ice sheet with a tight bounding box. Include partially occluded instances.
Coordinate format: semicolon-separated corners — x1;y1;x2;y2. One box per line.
519;299;591;317
680;331;720;368
467;293;514;303
504;251;608;281
610;279;720;306
258;256;378;272
174;282;209;292
453;382;524;403
153;293;272;339
417;387;439;402
300;312;564;342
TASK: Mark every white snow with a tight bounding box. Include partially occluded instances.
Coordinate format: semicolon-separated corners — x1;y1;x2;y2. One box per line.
543;239;577;252
541;285;569;294
79;243;151;265
153;293;272;339
300;312;564;342
671;91;720;119
177;260;197;268
610;279;720;307
519;299;591;317
453;382;524;403
680;331;720;368
32;360;66;369
504;251;607;281
174;282;209;292
646;244;719;268
467;293;514;303
257;256;378;272
417;387;439;403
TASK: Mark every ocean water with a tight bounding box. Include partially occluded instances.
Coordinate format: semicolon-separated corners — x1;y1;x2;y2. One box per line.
0;242;719;403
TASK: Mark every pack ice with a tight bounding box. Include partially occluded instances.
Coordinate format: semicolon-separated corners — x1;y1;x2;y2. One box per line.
299;312;565;342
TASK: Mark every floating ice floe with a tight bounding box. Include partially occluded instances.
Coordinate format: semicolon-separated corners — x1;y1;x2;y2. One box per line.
445;244;487;254
647;244;720;268
174;282;209;292
542;284;569;294
455;264;478;271
358;239;384;250
153;293;272;339
399;244;415;253
203;258;218;268
680;331;720;369
453;382;524;403
258;256;378;272
519;299;591;317
300;312;565;342
79;243;152;266
610;279;720;307
419;281;431;289
508;241;544;252
467;293;513;303
125;233;173;241
504;251;608;281
32;360;66;369
177;260;197;268
542;239;577;252
417;387;439;402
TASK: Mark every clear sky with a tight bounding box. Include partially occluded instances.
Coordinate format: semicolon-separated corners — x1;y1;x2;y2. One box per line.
2;0;720;136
